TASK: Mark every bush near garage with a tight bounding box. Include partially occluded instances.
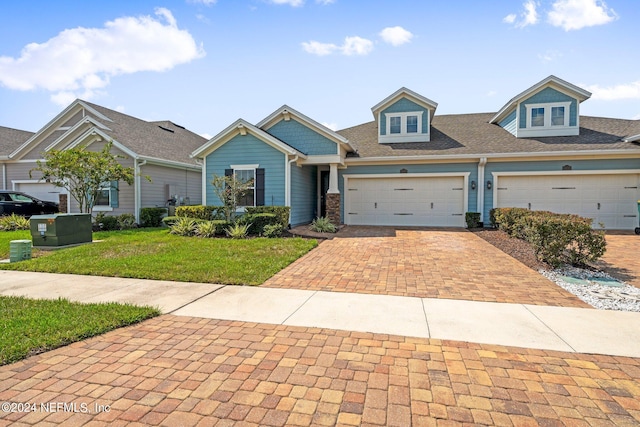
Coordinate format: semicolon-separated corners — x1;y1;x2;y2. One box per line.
245;206;290;229
491;207;606;267
238;213;279;236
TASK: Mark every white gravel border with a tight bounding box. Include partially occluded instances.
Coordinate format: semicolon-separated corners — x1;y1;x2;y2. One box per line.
540;266;640;312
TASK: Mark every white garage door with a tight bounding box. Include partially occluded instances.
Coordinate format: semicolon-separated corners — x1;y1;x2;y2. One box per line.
345;176;465;227
496;174;640;230
14;183;66;203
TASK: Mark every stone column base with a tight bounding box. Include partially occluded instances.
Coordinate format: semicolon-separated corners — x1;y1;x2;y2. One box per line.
325;193;341;225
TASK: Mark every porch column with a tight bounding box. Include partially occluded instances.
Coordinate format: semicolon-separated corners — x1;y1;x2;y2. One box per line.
326;163;341;225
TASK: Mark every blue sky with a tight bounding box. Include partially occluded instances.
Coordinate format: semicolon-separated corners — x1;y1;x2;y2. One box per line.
1;0;638;138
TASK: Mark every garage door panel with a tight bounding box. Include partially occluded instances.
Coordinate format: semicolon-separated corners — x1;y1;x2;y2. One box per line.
346;176;465;227
497;174;640;229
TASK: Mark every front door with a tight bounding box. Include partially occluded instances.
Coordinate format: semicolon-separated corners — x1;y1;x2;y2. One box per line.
320;170;330;217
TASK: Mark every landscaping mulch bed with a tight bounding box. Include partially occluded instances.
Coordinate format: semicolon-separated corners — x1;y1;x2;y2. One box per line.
471;228;551;271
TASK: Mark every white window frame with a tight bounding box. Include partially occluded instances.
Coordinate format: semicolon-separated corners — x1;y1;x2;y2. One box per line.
93;182;113;212
380;111;428;143
525;102;570;129
230;164;258;209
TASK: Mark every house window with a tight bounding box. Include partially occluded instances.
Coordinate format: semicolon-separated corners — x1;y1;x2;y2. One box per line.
95;184;111;206
551;106;565;126
531;108;545;127
234;169;255;207
525;102;570;129
406;115;418;133
389;116;402;134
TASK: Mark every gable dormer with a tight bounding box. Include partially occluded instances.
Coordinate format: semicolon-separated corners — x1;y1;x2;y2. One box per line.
490;75;591;138
371;88;438;143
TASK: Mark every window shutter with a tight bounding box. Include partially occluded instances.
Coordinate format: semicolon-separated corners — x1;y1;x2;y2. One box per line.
110;180;119;208
256;168;265;206
224;169;233;177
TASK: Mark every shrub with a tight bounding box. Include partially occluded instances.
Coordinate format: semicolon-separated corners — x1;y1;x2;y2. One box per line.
239;213;279;235
465;212;481;228
169;217;198;236
492;207;606;267
162;216;179;227
117;213;137;230
175;205;225;220
245;206;290;229
140;207;167;227
0;214;30;231
262;223;284;238
226;222;250;239
94;212;119;231
196;220;228;237
310;216;337;233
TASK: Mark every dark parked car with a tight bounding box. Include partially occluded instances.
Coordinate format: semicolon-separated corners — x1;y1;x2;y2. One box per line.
0;191;59;217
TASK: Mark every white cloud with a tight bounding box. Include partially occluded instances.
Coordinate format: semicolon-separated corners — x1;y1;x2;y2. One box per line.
503;14;517;24
487;90;497;97
504;0;539;28
301;41;339;56
189;0;217;5
316;0;335;4
585;81;640;101
548;0;617;31
341;36;374;56
321;122;338;131
0;8;204;105
379;26;413;46
268;0;304;6
302;36;373;56
538;49;563;63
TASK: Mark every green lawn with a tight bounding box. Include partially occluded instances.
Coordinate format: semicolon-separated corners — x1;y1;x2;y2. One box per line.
0;228;318;285
0;296;160;365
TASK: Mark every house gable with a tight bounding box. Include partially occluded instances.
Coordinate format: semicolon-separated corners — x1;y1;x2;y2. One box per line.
491;75;591;139
371;87;438;144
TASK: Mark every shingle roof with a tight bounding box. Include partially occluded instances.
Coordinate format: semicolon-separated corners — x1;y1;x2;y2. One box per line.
337;113;640;158
0;126;34;156
82;101;206;166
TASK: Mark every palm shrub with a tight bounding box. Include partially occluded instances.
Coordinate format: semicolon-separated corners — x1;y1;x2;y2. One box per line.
196;221;219;238
310;216;337;233
0;214;30;231
170;217;198;236
117;213;137;230
225;222;250;239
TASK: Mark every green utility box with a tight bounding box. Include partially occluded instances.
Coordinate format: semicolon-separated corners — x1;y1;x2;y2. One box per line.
30;214;92;247
9;240;32;262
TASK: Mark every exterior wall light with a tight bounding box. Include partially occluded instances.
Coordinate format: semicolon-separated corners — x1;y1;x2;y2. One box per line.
486;180;492;190
471;180;476;190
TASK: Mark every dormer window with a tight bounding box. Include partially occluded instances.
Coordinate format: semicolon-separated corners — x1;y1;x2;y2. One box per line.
385;112;424;136
525;102;570;129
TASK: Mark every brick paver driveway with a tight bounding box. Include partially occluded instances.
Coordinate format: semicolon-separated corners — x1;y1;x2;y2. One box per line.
2;315;639;426
597;232;640;289
266;228;588;307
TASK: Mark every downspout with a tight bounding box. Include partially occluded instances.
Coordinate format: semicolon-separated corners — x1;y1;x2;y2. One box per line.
2;163;5;190
286;155;299;226
135;159;147;224
477;157;487;223
194;158;204;205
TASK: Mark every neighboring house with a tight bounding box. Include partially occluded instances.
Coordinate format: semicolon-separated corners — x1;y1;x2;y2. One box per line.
192;75;640;230
0;100;205;222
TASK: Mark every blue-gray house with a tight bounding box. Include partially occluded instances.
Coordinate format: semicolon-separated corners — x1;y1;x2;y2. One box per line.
191;76;640;230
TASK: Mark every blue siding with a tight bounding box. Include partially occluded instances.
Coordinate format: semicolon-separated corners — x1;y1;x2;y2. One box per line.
290;165;317;226
266;119;337;156
380;98;430;135
518;87;578;128
205;134;286;206
499;109;517;136
483;158;640;222
338;163;478;220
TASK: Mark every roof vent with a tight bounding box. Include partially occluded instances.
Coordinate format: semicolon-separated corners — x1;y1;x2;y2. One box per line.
158;125;175;133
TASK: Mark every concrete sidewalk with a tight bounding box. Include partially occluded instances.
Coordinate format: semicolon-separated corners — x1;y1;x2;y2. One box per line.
2;270;640;358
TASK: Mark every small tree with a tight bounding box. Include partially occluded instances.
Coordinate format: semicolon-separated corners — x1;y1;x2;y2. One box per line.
211;173;254;222
30;142;135;214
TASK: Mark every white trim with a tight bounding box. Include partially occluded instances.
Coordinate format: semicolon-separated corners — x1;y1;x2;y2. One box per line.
92;206;114;212
201;158;207;205
64;129;139;160
491;169;640;209
298;155;344;166
45;117;112;152
342;172;470;226
371;87;438;122
232;167;257;208
380;111;428;143
477;157;487;221
230;164;259;170
623;133;640;143
130;156;201;171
